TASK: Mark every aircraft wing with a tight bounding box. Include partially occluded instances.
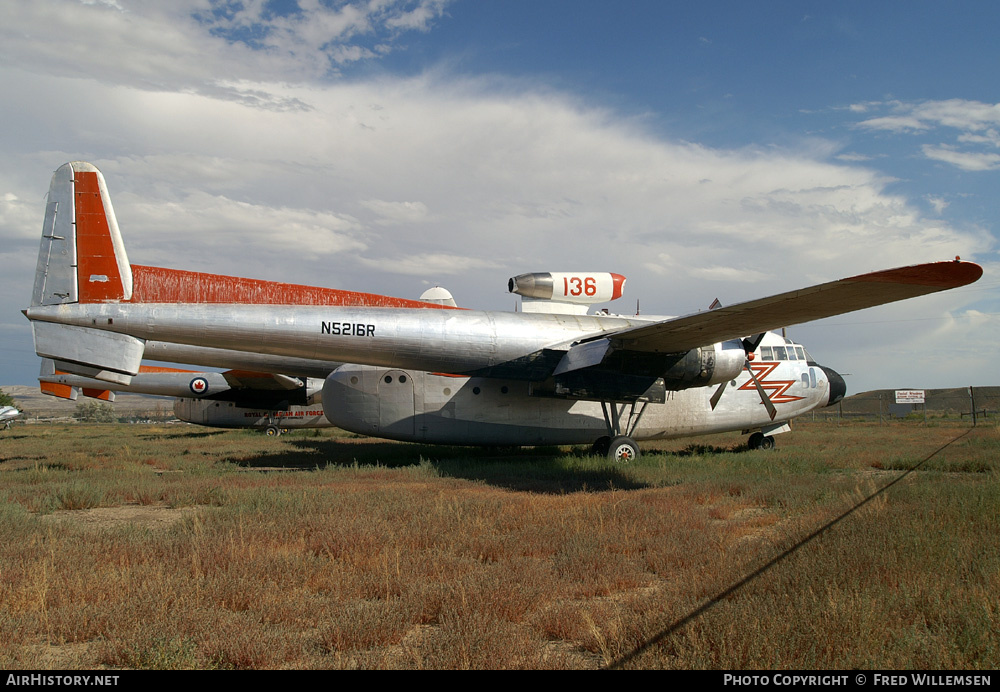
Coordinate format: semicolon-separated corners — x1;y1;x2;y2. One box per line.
603;260;983;354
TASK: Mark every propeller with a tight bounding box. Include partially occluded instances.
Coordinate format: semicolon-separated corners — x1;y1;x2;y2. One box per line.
709;333;777;420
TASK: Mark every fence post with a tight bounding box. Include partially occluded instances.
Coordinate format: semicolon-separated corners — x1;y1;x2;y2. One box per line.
970;386;977;427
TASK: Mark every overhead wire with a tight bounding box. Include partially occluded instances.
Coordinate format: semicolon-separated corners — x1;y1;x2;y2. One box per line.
605;426;976;670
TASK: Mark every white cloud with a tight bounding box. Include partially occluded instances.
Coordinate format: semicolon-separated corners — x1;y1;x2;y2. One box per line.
925;195;949;214
687;266;770;283
0;0;454;98
5;70;989;313
856;99;1000;134
356;252;501;277
360;199;431;225
856;115;929;133
853;99;1000;172
922;145;1000;172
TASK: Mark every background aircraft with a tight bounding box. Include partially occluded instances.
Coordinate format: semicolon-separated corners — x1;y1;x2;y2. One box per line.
1;405;20;430
24;162;982;460
39;359;328;436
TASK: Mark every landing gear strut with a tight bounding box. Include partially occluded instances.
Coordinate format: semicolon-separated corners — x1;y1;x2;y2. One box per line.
593;400;649;463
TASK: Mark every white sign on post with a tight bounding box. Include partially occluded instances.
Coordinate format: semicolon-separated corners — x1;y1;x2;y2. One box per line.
895;390;925;404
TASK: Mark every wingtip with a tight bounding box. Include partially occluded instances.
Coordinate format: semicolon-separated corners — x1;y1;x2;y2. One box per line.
848;260;983;289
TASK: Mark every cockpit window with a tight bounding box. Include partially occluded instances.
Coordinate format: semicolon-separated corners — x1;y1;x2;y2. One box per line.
761;343;810;361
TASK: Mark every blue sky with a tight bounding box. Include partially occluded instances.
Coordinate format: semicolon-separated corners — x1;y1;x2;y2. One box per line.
1;0;998;394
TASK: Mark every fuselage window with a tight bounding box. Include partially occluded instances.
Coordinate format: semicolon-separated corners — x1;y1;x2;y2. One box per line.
760;346;773;360
809;368;817;388
795;347;807;361
787;347;798;361
772;346;787;360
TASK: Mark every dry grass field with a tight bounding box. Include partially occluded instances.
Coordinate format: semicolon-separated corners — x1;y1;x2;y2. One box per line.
0;420;996;670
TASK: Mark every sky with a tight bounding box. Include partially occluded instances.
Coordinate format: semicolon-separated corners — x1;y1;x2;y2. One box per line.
1;0;998;396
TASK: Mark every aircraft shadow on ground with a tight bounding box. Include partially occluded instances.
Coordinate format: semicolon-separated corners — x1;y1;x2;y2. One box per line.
224;438;750;494
226;438;649;493
136;429;230;440
670;443;749;456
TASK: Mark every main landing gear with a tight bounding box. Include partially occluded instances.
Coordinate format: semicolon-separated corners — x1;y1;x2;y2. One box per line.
591;400;649;463
747;432;775;450
264;412;287;437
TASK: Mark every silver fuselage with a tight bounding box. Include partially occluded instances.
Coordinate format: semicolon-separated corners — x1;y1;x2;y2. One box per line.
27;303;703;381
173;399;329;431
323;356;831;446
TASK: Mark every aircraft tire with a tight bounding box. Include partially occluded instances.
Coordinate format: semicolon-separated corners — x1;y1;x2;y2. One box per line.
591;436;611;457
748;432;764;450
608;436;639;464
759;435;775;451
265;426;281;437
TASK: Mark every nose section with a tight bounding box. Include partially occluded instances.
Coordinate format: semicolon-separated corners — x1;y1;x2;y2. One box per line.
821;365;847;406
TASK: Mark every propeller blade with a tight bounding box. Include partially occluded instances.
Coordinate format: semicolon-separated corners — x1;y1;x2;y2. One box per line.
742;332;766;354
709;378;728;410
747;365;778;420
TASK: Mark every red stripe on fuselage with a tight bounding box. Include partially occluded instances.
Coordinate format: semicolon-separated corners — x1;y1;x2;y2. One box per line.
129;265;459;308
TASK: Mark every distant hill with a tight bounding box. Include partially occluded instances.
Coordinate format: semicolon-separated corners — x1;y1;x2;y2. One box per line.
834;386;999;418
3;383;997;423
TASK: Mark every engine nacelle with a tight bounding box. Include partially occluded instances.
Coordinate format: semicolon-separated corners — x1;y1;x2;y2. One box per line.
508;272;626;304
662;340;746;390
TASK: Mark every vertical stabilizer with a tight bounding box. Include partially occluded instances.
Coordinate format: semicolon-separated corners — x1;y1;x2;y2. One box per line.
31;162;132;306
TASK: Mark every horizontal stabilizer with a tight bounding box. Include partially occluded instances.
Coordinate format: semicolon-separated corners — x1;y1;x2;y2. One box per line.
83;388;115;402
40;381;79;400
32;322;145;385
